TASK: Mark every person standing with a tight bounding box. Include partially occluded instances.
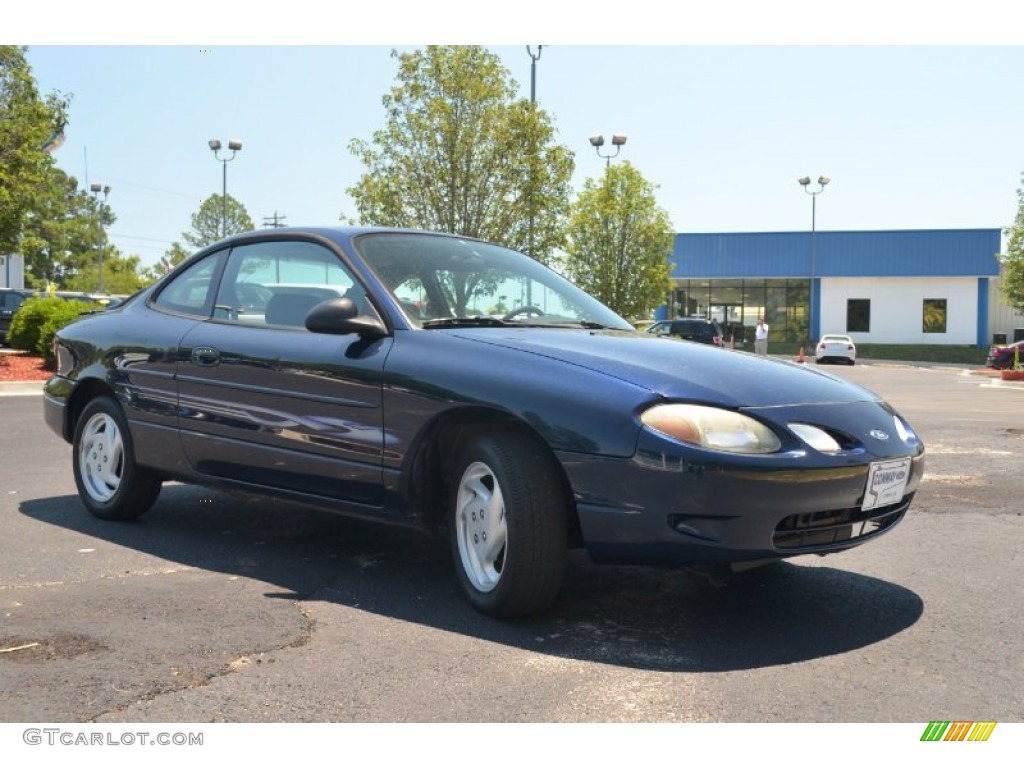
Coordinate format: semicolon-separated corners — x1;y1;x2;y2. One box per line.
755;317;769;355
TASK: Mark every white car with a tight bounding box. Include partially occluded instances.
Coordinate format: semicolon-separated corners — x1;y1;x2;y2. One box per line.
815;334;857;365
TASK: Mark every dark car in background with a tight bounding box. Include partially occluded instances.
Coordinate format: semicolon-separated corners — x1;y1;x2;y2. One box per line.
987;340;1024;370
42;227;925;617
645;317;724;346
0;288;36;345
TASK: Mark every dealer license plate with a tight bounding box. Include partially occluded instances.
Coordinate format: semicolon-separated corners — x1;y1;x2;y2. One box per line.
862;457;912;511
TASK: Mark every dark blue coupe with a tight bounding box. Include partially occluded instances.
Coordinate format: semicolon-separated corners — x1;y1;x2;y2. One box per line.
43;227;925;617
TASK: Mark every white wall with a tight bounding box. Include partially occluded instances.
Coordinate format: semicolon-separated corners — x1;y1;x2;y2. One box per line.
988;275;1024;343
1;255;26;289
820;277;978;345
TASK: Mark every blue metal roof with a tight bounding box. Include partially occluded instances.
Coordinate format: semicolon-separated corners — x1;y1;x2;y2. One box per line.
670;229;1001;279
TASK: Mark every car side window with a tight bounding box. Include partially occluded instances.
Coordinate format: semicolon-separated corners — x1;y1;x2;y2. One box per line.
2;291;29;310
152;251;225;317
213;240;367;330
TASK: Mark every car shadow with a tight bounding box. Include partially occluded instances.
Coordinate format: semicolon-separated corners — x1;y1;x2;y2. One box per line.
20;485;923;673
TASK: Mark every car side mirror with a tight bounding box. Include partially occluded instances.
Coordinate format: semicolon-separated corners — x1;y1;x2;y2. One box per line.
305;297;387;338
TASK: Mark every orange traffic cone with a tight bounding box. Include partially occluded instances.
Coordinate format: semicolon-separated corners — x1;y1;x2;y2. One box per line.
730;334;735;350
797;347;806;364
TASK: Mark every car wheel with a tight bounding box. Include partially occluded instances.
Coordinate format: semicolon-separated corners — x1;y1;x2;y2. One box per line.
449;432;566;618
72;395;161;520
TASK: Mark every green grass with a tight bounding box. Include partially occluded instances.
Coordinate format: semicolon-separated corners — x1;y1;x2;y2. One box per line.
762;341;989;365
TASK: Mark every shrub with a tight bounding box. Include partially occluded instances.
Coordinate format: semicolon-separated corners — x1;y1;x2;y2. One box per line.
7;296;93;367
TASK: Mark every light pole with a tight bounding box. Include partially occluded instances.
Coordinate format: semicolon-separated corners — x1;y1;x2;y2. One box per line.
208;138;242;238
527;45;543;104
798;174;830;343
590;133;627;167
528;48;544;266
90;182;110;294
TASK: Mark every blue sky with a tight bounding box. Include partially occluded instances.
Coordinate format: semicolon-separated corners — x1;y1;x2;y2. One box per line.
11;5;1024;267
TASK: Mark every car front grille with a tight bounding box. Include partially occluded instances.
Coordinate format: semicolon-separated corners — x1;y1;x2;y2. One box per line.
773;495;912;551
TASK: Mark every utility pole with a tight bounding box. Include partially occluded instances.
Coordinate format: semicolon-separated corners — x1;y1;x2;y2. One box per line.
263;212;287;228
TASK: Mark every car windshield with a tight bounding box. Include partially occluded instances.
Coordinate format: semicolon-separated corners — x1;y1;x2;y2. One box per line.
354;232;633;331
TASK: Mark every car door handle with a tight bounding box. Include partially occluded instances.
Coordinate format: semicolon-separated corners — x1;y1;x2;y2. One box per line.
191;346;221;366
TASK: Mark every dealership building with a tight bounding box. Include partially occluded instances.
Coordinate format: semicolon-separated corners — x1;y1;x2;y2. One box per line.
658;228;1021;347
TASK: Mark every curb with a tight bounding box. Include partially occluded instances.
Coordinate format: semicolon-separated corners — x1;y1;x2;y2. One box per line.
0;381;45;396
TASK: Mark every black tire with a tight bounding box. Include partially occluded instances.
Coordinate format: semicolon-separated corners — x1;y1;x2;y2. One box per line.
72;395;161;520
449;431;566;618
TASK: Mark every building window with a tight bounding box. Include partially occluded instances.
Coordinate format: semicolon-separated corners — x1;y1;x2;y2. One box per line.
923;299;947;333
670;278;811;344
846;299;871;333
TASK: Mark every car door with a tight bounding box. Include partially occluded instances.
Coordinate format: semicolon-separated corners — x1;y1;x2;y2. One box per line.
113;254;229;473
175;238;392;507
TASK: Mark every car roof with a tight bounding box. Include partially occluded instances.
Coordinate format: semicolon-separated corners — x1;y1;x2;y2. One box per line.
213;225;478;249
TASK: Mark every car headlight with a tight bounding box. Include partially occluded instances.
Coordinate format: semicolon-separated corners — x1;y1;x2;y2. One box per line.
641;404;781;454
893;415;919;444
788;423;842;454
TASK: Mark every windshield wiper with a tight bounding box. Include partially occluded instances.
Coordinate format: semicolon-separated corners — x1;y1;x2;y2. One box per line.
541;320;613;330
422;317;618;331
422;317;512;329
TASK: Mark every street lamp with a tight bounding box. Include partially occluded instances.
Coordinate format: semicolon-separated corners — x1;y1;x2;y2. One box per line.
89;182;110;294
590;133;627;166
526;45;543;103
525;46;543;263
208;138;242;239
798;174;830;343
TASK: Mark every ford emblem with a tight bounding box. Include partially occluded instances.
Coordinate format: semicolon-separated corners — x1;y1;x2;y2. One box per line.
869;429;890;441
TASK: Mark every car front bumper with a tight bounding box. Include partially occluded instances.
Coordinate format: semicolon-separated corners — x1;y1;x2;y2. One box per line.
559;432;924;567
42;375;74;442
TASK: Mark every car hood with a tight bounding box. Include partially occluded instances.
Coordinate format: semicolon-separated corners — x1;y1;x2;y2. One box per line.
448;328;879;408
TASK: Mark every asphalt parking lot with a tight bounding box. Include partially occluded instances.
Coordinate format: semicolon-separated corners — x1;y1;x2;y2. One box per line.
1;361;1022;723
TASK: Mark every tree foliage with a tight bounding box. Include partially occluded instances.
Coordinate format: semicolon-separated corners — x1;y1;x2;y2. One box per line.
148;241;192;280
999;173;1024;314
182;193;254;250
563;162;675;320
0;45;69;259
64;247;147;295
20;166;107;288
347;46;574;265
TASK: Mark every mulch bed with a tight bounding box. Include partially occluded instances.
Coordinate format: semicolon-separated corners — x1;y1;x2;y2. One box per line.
0;350;52;382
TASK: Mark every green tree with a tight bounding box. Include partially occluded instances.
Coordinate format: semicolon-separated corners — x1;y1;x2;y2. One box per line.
64;246;147;295
999;173;1024;314
182;193;254;250
163;241;192;267
563;161;674;320
141;241;191;282
347;46;574;265
19;166;106;288
0;45;69;261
